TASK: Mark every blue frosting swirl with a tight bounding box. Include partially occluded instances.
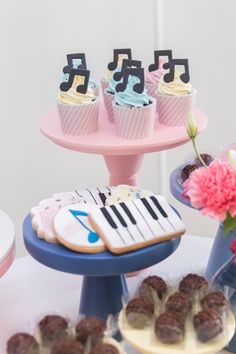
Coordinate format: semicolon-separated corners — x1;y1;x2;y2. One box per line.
107;68;121;94
115;75;150;108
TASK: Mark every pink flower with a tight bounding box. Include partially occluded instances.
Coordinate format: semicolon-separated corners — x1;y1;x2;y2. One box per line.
183;159;236;222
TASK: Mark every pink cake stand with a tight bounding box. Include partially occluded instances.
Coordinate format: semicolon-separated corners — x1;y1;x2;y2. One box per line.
0;210;15;278
40;107;208;186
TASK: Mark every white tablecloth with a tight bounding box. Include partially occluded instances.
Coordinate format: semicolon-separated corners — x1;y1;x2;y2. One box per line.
0;235;232;353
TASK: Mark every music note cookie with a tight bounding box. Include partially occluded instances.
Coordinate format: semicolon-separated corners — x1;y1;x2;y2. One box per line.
89;195;185;254
53;203;106;253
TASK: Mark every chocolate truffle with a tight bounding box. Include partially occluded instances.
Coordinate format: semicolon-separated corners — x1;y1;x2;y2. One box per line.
195;154;213;166
165;291;192;316
193;309;223;342
155;311;185;344
179;274;208;296
139;275;167;301
39;315;69;346
51;338;83;354
75;317;106;346
201;291;228;315
90;343;119;354
126;297;154;329
181;164;198;182
7;333;39;354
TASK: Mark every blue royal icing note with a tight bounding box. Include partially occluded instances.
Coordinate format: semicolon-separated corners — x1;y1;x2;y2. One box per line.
69;209;99;243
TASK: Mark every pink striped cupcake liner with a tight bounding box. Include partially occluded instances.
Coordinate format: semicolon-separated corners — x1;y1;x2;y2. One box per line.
157;90;197;126
93;84;99;97
57;99;99;136
113;98;156;140
145;82;158;112
100;79;109;101
103;91;115;123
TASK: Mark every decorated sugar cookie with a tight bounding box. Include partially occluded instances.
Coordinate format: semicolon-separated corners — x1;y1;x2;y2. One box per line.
31;187;113;243
105;185;152;205
31;192;82;243
53;203;106;253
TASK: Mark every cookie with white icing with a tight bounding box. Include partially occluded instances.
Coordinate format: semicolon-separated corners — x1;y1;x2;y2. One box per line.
105;185;152;205
53;203;106;253
31;192;82;243
31;187;114;243
89;195;185;254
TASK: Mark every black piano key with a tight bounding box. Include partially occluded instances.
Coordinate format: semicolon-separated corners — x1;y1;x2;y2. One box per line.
110;205;128;227
99;192;107;206
87;188;98;204
140;198;158;220
100;207;117;229
120;202;137;225
150;196;168;218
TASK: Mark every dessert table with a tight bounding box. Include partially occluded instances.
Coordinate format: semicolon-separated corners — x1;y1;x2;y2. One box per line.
0;235;232;353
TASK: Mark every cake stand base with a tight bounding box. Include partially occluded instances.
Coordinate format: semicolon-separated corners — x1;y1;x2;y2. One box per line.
80;274;128;320
104;154;144;186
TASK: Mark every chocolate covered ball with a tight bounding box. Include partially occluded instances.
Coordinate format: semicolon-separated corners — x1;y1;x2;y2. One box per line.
195;154;213;166
139;275;167;301
7;333;39;354
75;317;106;346
181;164;198;182
193;309;223;342
155;311;185;344
179;274;208;296
126;297;154;328
201;291;228;315
51;338;83;354
39;315;69;346
90;343;119;354
165;291;192;316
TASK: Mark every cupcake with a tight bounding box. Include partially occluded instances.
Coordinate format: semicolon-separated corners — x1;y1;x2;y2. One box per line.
113;67;156;139
157;59;196;126
103;71;120;123
57;68;99;135
101;49;131;94
63;53;99;96
7;333;40;354
145;59;166;99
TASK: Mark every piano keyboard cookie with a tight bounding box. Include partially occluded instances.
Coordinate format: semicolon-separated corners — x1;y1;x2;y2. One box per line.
53;203;106;253
31;187;113;243
89;195;185;254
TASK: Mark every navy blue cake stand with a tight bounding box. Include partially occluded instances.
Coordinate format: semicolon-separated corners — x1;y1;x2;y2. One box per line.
23;214;180;321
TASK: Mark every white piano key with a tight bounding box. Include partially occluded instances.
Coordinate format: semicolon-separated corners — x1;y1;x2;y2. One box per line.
107;206;135;246
147;197;174;233
157;195;185;231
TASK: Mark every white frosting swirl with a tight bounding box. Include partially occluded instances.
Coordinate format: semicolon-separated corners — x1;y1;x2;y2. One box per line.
158;69;192;96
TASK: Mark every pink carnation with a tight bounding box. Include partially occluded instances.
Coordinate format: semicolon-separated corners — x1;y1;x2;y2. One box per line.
183;159;236;222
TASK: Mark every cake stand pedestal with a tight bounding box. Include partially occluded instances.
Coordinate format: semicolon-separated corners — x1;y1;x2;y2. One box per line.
23;214;180;321
0;210;15;278
40;107;208;186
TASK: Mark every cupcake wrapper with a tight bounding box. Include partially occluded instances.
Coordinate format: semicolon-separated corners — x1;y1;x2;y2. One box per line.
100;79;109;100
113;99;156;140
157;90;196;126
57;100;99;135
145;82;158;98
94;85;99;97
103;91;115;123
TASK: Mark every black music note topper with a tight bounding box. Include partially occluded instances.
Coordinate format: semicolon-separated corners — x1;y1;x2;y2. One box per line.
163;59;190;83
113;59;142;81
63;53;87;74
115;67;144;94
107;48;132;71
60;68;90;94
148;50;172;72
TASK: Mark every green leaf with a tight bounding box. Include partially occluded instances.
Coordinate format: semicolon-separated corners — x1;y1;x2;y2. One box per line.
223;213;236;236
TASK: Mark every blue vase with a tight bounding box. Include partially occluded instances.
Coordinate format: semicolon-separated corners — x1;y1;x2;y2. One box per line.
212;254;236;352
205;225;236;279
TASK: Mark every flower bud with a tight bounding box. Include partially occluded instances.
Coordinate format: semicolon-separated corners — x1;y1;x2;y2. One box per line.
186;112;198;139
228;149;236;166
